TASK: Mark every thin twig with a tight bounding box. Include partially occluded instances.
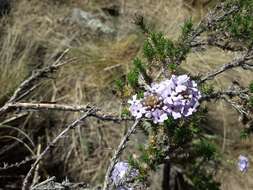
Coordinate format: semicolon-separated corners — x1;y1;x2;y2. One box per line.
0;137;25;157
175;3;240;65
102;119;140;190
32;144;41;187
242;63;253;71
31;177;91;190
0;49;74;116
31;176;56;190
8;102;132;122
199;54;252;84
222;96;251;119
14;83;43;103
22;108;95;190
0;112;29;125
201;89;249;101
0;156;37;171
191;38;246;52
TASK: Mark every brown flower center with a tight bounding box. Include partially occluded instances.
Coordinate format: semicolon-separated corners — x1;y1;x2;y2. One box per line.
143;95;160;108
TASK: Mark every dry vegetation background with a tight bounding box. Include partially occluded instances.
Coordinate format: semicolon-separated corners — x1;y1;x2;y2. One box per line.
0;0;253;189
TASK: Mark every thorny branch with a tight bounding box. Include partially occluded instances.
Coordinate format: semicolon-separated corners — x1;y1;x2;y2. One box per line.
102;119;140;190
22;108;95;190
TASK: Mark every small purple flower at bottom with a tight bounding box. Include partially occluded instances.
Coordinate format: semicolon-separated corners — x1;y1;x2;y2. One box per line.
238;155;249;172
111;161;139;190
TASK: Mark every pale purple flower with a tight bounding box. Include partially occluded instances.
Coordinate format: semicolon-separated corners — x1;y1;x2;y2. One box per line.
238;155;249;172
111;161;138;189
150;79;174;99
128;95;146;119
128;75;201;123
151;109;168;124
127;94;138;105
166;75;201;119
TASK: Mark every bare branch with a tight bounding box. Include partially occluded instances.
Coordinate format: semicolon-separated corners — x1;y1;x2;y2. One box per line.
32;144;42;186
199;53;252;84
31;177;93;190
201;89;250;101
222;95;252;119
22;108;95;190
102;119;140;190
242;63;253;71
14;83;43;103
0;156;36;171
191;38;246;52
31;177;56;190
0;112;29;125
174;3;240;66
8;102;132;122
8;102;91;112
0;49;76;116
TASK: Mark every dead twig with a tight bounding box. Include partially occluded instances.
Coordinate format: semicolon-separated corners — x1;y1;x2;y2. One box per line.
0;49;75;116
222;95;252;119
0;112;29;125
31;176;56;190
32;144;41;187
0;156;37;171
31;177;92;190
199;52;252;84
201;89;249;101
8;102;133;122
22;108;95;190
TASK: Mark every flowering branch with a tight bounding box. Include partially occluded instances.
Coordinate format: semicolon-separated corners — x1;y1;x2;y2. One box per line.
22;108;95;190
1;1;252;189
102;119;140;190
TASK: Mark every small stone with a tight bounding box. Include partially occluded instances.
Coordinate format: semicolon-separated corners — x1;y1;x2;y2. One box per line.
70;8;115;35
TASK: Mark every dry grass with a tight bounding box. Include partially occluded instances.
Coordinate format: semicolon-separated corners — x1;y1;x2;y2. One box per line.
0;20;33;103
1;0;253;189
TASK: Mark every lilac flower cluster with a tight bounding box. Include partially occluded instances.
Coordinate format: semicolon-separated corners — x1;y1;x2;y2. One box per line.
238;155;249;172
111;161;139;190
128;75;201;123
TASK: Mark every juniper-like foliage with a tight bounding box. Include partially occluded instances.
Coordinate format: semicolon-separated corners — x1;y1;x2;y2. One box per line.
113;0;253;189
